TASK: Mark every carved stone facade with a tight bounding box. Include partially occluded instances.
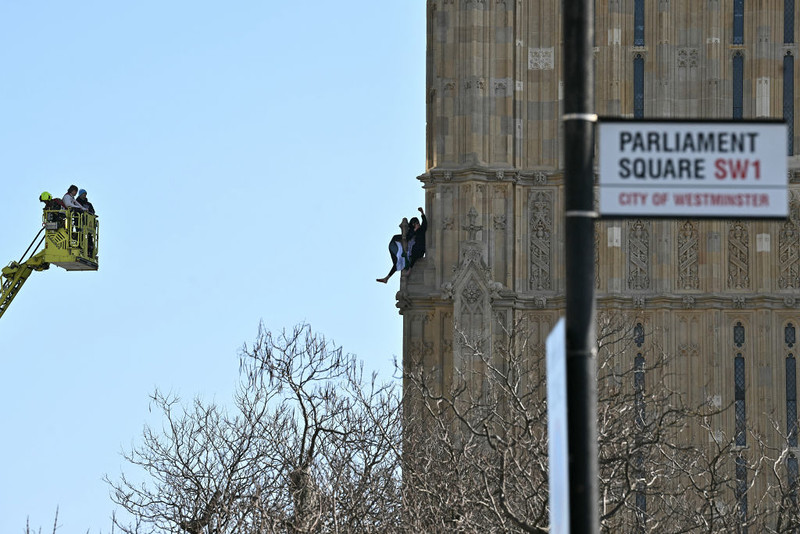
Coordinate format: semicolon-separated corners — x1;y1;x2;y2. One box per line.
405;0;800;525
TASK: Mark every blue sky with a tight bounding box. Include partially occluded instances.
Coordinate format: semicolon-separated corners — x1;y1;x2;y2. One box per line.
0;2;425;531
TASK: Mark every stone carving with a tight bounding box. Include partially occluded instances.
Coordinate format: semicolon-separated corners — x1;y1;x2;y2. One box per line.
634;296;646;309
679;343;700;359
463;207;483;241
495;170;505;180
728;221;750;289
443;171;453;181
528;47;555;70
678;220;700;290
628;220;651;290
463;280;483;303
442;216;454;230
464;78;485;91
683;296;696;309
494;82;507;96
493;215;507;230
409;340;434;363
786;296;797;308
779;220;799;288
733;296;746;309
780;199;800;289
453;257;492;372
534;171;547;184
677;47;699;68
529;190;553;291
442;339;453;354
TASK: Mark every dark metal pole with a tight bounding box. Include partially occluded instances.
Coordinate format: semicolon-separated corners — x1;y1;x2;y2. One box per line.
562;0;599;532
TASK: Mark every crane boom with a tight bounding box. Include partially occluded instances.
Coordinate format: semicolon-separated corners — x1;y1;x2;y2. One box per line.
0;252;48;320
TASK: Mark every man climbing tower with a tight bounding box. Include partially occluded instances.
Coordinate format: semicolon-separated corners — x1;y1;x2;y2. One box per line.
376;207;427;283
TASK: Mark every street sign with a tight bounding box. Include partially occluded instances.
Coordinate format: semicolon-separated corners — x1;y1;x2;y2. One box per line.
598;120;788;218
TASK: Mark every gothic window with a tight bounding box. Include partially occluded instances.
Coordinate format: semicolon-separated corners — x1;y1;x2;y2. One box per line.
787;353;797;447
735;353;747;446
635;353;645;427
785;53;795;155
786;0;795;44
733;52;744;119
734;0;744;45
633;324;646;531
735;454;748;529
634;322;645;348
787;324;798;449
634;54;645;118
735;321;746;348
634;0;645;46
734;320;748;530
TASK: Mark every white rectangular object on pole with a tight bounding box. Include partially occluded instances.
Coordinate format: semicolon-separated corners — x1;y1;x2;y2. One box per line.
547;318;569;534
598;120;788;218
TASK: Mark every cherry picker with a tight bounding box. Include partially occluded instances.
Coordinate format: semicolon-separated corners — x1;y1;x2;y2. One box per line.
1;194;99;319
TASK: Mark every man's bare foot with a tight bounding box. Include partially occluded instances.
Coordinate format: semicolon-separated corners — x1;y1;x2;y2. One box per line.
376;278;387;283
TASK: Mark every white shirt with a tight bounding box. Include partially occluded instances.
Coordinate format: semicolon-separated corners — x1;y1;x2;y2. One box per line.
63;193;84;210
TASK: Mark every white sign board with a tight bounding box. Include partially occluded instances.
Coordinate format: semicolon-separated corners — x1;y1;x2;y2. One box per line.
546;318;569;534
599;120;788;218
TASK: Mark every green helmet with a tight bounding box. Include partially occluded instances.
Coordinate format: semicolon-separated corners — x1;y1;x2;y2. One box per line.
39;191;52;202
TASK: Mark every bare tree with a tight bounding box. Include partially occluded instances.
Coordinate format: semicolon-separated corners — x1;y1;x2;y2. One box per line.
107;323;403;534
402;312;800;533
109;319;800;532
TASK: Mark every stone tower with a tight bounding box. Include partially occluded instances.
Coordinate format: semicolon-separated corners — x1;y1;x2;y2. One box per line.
402;0;800;525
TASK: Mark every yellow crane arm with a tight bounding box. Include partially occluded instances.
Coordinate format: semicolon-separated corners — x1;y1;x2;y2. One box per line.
0;251;49;320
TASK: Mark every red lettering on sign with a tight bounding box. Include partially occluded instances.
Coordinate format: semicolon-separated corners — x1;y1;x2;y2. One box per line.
714;159;762;180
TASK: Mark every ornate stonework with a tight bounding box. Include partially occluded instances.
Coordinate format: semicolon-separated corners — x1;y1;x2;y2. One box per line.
528;47;554;70
728;221;750;290
628;220;650;291
528;191;553;291
678;221;700;290
780;197;800;289
405;5;800;528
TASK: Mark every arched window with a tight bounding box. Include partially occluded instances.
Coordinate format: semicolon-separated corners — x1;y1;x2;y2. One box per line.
785;53;794;155
734;321;748;527
733;52;744;119
634;0;644;46
633;322;646;530
786;324;798;503
634;54;644;118
734;0;744;45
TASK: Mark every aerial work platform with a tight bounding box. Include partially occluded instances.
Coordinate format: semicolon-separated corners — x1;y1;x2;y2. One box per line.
0;207;99;319
41;209;99;270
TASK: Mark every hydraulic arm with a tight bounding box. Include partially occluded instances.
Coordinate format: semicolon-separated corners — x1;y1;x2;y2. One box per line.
0;251;49;320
